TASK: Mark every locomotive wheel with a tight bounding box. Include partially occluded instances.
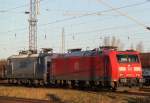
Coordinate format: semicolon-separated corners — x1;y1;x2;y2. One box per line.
78;81;86;89
89;81;96;90
63;80;68;87
71;80;76;88
139;83;143;89
27;80;32;87
111;82;117;91
8;79;10;84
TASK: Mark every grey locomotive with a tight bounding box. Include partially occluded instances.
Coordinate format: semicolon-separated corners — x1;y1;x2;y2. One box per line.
6;50;53;85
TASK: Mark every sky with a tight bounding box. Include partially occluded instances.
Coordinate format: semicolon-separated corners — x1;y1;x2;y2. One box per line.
0;0;150;58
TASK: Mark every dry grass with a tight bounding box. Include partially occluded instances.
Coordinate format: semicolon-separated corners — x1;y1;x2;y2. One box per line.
0;86;148;103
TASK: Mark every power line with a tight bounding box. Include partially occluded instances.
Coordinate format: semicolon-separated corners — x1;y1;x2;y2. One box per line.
0;0;45;14
37;23;149;40
98;0;149;30
66;24;148;36
32;0;150;27
44;1;149;15
0;4;27;13
0;0;149;33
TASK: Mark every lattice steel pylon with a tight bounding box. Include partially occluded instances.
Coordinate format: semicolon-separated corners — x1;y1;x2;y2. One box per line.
28;0;40;53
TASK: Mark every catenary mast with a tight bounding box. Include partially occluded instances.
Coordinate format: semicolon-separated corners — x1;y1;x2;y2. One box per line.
28;0;40;53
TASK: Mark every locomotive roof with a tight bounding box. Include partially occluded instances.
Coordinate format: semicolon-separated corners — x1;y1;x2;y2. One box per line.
64;48;139;57
8;53;61;59
140;52;150;55
8;53;51;59
117;51;139;54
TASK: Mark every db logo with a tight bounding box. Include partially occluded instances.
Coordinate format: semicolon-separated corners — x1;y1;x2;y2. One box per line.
74;62;79;71
127;65;132;71
128;64;131;67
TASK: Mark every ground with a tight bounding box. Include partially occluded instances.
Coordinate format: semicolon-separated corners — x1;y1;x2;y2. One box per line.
0;85;149;103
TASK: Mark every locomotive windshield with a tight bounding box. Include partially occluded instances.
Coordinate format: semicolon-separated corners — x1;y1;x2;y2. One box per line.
117;54;139;63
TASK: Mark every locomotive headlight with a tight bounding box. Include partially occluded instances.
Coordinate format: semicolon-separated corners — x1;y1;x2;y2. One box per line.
119;67;126;71
134;67;141;71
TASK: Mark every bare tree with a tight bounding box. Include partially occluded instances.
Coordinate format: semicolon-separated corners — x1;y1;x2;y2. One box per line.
130;43;134;50
102;36;124;50
116;38;124;51
119;42;125;51
103;36;110;46
111;36;117;46
136;41;143;52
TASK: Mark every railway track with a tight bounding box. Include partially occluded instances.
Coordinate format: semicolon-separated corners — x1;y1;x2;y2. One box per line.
0;81;150;97
0;96;51;103
115;90;150;96
139;86;150;92
82;87;150;97
0;85;149;103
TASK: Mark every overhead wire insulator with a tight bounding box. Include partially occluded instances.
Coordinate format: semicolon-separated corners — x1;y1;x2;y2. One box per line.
25;11;30;14
146;27;150;30
44;34;47;39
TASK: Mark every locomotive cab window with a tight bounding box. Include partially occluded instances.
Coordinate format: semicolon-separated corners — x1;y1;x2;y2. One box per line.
38;58;41;64
47;61;51;68
7;59;11;65
117;54;139;63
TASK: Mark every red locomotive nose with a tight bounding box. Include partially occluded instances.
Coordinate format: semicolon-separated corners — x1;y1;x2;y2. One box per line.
113;51;143;87
118;66;142;78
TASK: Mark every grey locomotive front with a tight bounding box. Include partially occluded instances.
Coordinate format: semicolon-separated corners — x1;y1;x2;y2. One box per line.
6;53;51;82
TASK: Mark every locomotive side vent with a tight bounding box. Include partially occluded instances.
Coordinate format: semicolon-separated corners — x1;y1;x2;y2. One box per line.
19;50;28;55
68;48;82;53
100;46;118;51
41;48;53;53
126;49;136;52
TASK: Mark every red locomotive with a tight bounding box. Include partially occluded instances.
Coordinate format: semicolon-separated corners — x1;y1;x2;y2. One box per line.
140;53;150;85
50;46;143;89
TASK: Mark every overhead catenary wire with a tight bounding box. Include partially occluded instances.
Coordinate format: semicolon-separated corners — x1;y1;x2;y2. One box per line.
66;24;149;37
1;0;149;34
38;23;149;40
44;1;149;16
0;0;149;50
41;0;149;25
97;0;149;30
6;26;149;42
0;1;150;55
0;0;45;14
0;4;27;13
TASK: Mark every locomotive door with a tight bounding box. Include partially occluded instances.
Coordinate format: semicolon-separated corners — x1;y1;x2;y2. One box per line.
6;59;13;78
104;56;110;81
47;61;51;81
44;56;51;82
